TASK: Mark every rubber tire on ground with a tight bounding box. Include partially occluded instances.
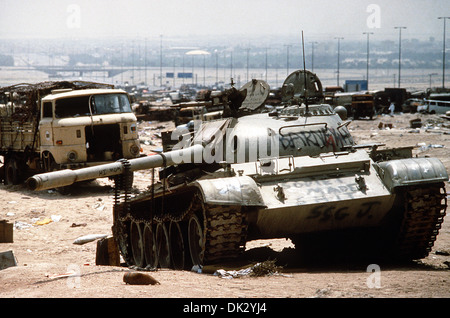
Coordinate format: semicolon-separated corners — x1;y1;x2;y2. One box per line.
4;158;20;185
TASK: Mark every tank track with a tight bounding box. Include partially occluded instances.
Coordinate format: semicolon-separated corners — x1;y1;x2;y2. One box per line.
393;183;447;260
201;204;248;263
113;188;248;269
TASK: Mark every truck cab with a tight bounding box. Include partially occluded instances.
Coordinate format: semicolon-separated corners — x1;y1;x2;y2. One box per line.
39;88;140;170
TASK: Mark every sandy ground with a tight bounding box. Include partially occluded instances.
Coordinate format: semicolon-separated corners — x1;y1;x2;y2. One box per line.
0;112;449;301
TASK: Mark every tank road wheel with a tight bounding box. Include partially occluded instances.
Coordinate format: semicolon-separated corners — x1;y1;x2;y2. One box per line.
155;222;171;268
112;217;133;266
188;214;205;266
169;221;187;270
143;223;157;269
130;221;145;267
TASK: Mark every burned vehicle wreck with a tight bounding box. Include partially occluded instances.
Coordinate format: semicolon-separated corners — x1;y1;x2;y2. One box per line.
27;71;448;269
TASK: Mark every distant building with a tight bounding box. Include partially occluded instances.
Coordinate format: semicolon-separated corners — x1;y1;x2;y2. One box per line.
344;80;368;92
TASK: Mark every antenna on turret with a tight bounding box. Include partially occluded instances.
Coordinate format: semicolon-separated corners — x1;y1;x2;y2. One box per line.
302;30;309;114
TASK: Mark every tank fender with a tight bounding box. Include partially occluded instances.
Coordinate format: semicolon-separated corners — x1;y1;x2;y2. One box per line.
193;176;265;206
374;157;448;191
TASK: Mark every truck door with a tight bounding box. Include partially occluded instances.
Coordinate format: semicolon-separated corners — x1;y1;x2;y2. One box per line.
39;101;54;152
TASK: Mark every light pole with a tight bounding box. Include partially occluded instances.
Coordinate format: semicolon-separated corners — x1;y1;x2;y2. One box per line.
429;73;438;89
215;50;218;85
335;37;344;86
230;51;233;81
159;34;163;87
363;32;373;90
284;44;292;76
394;26;406;88
186;50;211;87
310;41;318;72
144;38;148;85
203;54;206;87
265;47;268;82
438;17;450;88
246;48;250;82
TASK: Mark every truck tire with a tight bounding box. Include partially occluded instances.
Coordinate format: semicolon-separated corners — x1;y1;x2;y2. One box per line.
5;158;20;185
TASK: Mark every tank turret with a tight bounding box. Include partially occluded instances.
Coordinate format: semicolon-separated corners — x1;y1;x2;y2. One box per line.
27;71;448;271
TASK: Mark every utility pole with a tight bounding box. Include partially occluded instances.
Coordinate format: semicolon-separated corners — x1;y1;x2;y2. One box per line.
160;34;163;87
363;32;373;90
429;73;438;89
394;26;406;88
144;38;148;85
284;44;292;76
438;17;450;88
215;50;218;85
310;41;318;72
265;47;268;82
335;37;344;86
246;48;250;82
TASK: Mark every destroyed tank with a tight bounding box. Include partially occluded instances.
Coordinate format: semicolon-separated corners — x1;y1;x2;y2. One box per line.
27;70;448;269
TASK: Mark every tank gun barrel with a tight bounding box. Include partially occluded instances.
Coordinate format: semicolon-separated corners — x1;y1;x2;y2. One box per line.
26;144;204;191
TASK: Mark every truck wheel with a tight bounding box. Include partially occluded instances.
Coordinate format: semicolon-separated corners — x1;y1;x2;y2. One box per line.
0;161;4;183
5;158;20;185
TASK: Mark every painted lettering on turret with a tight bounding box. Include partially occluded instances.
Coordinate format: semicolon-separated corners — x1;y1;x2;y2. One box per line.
279;127;349;151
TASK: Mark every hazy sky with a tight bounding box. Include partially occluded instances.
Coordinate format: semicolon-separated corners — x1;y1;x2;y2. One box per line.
1;0;449;41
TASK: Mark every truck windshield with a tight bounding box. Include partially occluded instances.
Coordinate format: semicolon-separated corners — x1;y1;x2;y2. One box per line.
55;93;132;118
91;94;132;114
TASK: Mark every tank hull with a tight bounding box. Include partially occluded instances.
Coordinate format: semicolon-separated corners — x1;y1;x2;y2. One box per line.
116;148;447;268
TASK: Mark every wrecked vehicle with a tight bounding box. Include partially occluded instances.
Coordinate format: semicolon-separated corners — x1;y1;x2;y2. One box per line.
27;71;448;269
0;81;141;184
333;92;375;119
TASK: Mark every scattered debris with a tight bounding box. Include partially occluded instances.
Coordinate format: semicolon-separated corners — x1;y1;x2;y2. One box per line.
34;217;53;226
123;271;160;285
214;267;253;279
45;270;77;279
378;122;393;129
250;259;283;277
314;288;332;298
191;264;203;274
417;142;445;151
440;111;450;120
95;236;120;266
73;233;108;245
51;215;62;222
0;220;13;243
93;202;105;211
213;260;283;279
70;223;87;228
14;221;32;230
0;250;17;270
409;118;422;128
